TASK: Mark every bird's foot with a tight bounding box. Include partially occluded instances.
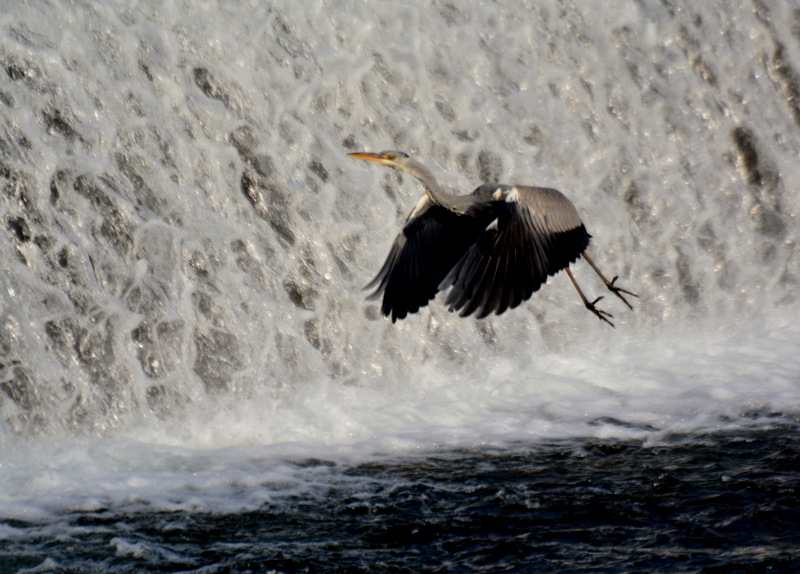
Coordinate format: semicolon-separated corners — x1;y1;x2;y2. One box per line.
607;276;638;310
585;296;615;328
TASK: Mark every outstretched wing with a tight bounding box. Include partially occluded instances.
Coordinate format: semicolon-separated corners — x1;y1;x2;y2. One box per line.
441;186;591;318
366;196;494;322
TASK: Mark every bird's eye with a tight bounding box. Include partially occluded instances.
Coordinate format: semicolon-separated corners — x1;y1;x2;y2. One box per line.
386;154;396;160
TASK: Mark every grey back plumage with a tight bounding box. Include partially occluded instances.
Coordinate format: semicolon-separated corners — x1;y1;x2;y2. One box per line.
439;185;589;317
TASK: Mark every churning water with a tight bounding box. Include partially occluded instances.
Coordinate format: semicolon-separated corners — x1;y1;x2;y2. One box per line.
1;0;799;572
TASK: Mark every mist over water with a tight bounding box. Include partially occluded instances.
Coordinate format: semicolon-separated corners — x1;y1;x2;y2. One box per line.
1;1;799;569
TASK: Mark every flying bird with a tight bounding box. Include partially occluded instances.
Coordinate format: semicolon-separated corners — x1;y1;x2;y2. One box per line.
349;150;636;326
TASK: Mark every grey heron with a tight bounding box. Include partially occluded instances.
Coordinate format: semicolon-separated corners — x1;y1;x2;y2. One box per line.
349;150;637;326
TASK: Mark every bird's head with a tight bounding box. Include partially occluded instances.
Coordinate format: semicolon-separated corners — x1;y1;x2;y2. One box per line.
348;149;444;201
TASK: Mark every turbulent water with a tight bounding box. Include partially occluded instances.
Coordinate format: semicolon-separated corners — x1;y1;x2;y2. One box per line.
1;0;799;572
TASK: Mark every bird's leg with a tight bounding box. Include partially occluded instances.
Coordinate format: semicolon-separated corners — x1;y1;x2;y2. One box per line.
565;267;614;327
581;253;638;310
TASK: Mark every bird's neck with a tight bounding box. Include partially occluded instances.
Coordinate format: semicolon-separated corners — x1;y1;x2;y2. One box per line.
404;162;468;215
424;183;465;215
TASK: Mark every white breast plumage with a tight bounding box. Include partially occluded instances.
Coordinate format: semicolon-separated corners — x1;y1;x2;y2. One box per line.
504;187;521;203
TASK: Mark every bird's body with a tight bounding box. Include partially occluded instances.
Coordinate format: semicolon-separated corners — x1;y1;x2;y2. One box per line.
349;151;636;325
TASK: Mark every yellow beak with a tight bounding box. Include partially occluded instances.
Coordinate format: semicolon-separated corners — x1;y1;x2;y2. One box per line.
347;152;387;164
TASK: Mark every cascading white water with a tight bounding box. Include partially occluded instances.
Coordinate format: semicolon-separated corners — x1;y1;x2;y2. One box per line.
0;0;798;462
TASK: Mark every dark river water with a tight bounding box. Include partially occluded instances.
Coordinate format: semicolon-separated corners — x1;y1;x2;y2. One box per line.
3;424;798;573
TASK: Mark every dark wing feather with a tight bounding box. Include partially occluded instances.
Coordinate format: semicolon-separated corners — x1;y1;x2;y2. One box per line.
442;191;590;318
366;198;495;322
